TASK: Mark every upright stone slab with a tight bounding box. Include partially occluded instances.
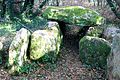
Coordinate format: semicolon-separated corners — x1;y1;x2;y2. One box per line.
107;33;120;80
8;28;31;74
42;6;104;26
30;21;63;62
79;36;111;69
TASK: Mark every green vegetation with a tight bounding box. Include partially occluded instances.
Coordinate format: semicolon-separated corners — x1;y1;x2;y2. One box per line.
39;52;58;64
0;22;16;36
19;61;39;74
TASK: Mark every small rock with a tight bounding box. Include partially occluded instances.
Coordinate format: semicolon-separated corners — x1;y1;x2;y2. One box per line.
86;27;103;37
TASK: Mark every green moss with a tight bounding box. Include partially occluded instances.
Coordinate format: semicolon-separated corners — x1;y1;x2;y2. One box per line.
42;6;104;26
39;51;57;63
0;22;16;36
79;36;111;69
9;60;39;75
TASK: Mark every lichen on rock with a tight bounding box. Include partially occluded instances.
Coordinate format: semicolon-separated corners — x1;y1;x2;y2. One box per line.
8;28;31;74
30;21;63;63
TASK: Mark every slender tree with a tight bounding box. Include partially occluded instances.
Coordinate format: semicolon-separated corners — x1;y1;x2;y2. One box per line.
31;0;49;17
1;0;6;17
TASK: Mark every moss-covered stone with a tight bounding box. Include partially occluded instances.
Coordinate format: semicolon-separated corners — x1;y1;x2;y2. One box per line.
79;36;111;69
42;6;104;26
8;28;31;74
30;21;63;62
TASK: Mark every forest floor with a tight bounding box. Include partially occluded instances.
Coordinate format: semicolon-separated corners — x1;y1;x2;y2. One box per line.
0;33;106;80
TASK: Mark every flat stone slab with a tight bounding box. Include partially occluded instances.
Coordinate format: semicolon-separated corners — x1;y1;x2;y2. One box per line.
42;6;104;27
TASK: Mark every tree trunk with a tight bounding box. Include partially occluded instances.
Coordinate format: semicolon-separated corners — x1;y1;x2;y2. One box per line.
1;0;6;17
32;0;49;17
106;0;120;19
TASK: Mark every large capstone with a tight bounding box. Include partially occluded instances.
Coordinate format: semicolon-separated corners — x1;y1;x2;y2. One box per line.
30;21;63;63
42;6;104;26
8;28;31;74
107;33;120;80
79;36;111;69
